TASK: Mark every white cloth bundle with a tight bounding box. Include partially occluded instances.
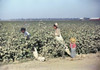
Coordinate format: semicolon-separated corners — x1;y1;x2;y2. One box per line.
33;47;45;62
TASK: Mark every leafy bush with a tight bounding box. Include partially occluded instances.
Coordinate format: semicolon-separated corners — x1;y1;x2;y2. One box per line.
0;21;100;63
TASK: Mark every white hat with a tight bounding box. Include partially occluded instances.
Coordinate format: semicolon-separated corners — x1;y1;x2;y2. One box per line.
54;23;58;26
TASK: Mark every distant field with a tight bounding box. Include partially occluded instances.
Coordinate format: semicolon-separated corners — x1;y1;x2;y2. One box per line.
0;20;100;63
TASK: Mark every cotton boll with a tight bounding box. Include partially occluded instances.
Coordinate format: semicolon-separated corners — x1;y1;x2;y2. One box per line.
37;57;46;62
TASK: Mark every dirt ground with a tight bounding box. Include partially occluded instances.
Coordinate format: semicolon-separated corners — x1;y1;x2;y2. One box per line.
0;52;100;70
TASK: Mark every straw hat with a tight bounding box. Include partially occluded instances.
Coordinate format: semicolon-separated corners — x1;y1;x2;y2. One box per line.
70;38;76;43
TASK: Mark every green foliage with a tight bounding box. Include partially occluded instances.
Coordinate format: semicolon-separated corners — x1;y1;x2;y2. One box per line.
0;21;100;63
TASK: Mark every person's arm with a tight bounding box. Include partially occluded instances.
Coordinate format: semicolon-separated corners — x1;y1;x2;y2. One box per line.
25;31;30;40
26;35;30;40
70;43;72;48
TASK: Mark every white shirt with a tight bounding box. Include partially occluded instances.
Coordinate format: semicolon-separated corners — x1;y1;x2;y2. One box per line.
24;31;30;36
55;28;61;37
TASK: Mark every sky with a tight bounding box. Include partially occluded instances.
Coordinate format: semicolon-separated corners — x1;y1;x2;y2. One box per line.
0;0;100;19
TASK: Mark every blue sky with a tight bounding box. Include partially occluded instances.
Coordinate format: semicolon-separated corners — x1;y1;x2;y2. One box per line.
0;0;100;19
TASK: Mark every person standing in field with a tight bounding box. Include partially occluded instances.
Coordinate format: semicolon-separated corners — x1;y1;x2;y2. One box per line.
53;23;70;56
54;23;63;43
20;28;45;61
21;28;30;40
70;38;76;58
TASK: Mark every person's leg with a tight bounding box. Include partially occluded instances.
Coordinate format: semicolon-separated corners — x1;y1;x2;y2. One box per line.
71;48;76;58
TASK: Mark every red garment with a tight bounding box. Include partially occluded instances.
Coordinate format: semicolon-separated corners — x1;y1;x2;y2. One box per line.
70;43;76;48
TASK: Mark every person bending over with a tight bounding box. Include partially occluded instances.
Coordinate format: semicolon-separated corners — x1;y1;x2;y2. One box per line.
21;28;30;40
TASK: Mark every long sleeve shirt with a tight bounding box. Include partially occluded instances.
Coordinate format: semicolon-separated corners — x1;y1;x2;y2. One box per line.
24;31;30;36
55;28;61;37
24;31;30;40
